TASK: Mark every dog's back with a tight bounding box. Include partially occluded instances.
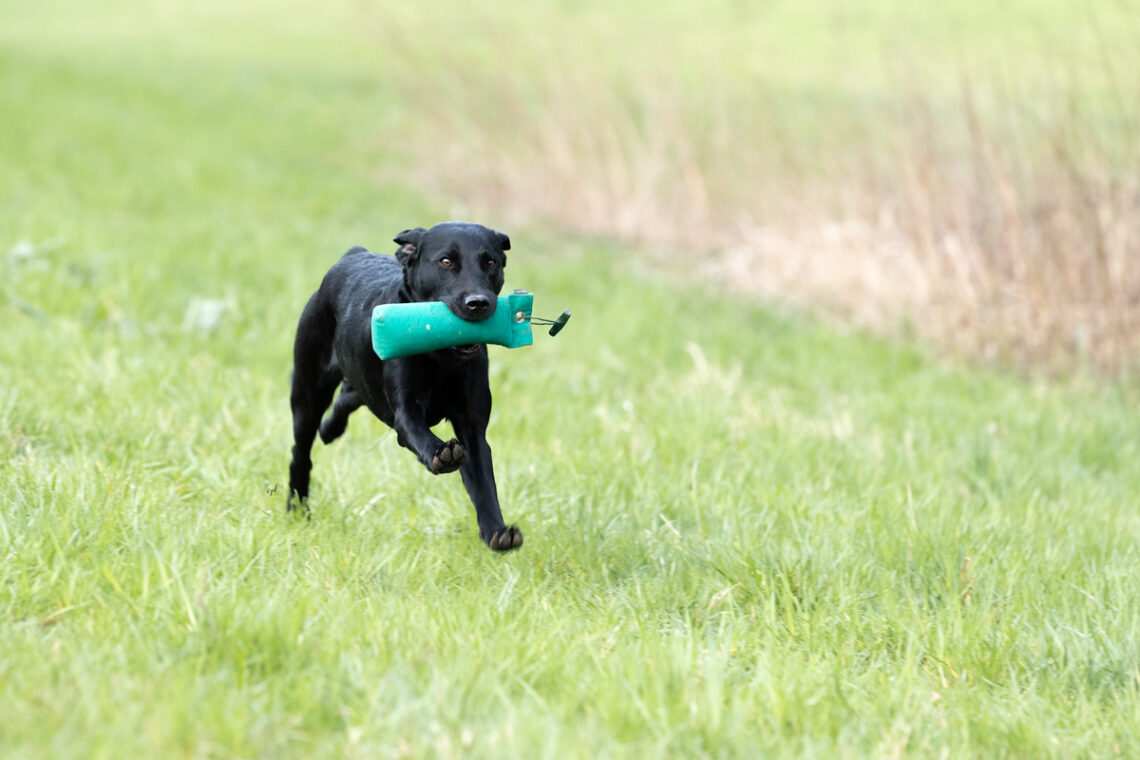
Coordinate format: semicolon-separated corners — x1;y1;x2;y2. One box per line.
316;247;402;317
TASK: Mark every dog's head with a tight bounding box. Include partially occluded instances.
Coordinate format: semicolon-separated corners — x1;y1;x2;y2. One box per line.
394;222;509;323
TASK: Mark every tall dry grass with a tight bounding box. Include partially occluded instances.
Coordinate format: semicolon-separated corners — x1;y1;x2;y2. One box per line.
382;10;1140;376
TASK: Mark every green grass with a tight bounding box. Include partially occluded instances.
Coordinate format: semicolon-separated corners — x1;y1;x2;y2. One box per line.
3;2;1140;757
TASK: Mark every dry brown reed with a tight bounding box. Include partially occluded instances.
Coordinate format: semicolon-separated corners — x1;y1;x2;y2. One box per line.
383;19;1140;377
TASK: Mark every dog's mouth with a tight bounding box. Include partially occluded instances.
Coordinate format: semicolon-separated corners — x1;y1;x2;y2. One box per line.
450;343;483;359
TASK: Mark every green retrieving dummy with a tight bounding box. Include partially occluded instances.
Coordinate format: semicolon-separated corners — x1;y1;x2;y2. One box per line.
372;291;569;360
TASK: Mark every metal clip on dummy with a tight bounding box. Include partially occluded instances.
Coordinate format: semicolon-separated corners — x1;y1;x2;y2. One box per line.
371;290;571;360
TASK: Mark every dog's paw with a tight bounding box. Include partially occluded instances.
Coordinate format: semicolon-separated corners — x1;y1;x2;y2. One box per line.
483;525;524;552
429;439;467;474
318;415;346;444
285;493;311;520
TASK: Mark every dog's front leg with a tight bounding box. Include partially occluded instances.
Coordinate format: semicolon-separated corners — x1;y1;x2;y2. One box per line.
392;405;467;475
452;399;523;551
457;434;523;551
386;371;467;475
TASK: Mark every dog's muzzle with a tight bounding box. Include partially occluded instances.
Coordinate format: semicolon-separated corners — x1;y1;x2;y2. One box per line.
459;293;494;321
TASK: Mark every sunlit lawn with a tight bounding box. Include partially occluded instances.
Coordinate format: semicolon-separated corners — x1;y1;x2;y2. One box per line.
3;2;1139;757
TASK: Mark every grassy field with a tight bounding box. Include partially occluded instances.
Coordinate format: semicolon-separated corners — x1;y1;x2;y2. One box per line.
3;1;1140;758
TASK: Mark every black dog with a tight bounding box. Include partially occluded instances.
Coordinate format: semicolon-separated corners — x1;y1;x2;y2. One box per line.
287;221;522;551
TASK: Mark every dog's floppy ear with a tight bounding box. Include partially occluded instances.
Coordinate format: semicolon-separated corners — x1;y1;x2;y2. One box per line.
494;230;511;252
393;227;427;266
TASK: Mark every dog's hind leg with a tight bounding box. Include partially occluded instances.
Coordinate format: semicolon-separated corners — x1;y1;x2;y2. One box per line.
319;380;361;444
287;295;340;513
289;374;339;512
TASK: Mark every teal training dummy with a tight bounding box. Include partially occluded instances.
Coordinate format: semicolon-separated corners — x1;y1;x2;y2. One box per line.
372;290;570;360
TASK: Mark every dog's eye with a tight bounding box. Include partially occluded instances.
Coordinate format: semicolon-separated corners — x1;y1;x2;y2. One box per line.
440;257;453;268
483;258;496;270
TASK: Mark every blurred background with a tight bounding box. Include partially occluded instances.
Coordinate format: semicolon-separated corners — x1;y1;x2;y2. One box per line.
381;0;1140;375
4;0;1139;375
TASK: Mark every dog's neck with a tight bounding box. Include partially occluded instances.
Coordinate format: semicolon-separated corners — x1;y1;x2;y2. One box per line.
397;278;417;304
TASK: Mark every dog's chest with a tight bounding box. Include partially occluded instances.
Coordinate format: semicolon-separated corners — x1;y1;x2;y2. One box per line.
408;375;464;427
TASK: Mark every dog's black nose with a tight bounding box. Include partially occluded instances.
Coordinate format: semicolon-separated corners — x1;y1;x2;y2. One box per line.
464;294;491;317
